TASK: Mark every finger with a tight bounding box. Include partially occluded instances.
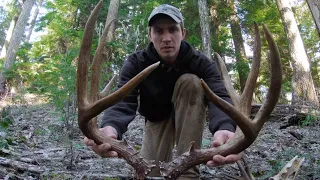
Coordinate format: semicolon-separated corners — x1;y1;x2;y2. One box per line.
105;132;117;139
209;153;243;167
224;152;243;163
224;154;242;164
206;160;218;167
93;143;112;153
105;150;119;158
211;139;223;147
101;127;118;139
84;138;96;146
83;137;89;144
212;133;228;147
212;154;226;164
91;143;119;158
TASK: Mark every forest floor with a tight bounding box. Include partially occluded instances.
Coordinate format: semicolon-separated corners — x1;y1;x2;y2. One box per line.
0;94;319;180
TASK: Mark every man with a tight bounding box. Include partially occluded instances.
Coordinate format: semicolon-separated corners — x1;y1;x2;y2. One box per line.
84;4;242;179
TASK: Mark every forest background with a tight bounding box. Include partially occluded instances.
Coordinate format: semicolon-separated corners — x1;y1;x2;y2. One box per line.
0;0;319;179
0;0;319;107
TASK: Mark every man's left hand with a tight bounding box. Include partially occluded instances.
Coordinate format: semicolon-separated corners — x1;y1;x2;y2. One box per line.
206;130;243;167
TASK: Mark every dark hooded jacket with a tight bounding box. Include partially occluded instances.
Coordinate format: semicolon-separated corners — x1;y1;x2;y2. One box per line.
101;41;236;138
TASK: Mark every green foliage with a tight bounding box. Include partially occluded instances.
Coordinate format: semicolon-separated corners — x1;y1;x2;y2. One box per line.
266;159;284;176
2;42;40;90
0;107;14;149
211;26;234;56
235;58;250;77
293;2;320;88
237;0;295;101
35;51;77;105
2;0;319;115
300;110;318;127
254;147;320;179
201;139;211;148
259;148;299;178
0;58;3;69
34;128;46;136
41;173;73;180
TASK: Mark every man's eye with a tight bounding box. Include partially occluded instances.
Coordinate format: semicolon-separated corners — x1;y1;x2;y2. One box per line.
169;28;177;33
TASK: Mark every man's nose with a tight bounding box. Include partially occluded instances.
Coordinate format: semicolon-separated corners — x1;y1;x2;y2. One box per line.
162;32;171;42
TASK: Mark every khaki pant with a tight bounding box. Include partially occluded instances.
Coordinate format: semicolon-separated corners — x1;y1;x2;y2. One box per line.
141;74;206;180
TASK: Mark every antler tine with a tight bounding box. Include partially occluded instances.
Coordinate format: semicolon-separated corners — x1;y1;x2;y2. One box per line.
240;22;262;116
202;23;282;147
77;0;103;109
253;24;282;127
99;74;118;98
160;24;282;179
201;81;256;140
214;53;240;107
214;22;261;115
90;18;116;103
78;61;160;139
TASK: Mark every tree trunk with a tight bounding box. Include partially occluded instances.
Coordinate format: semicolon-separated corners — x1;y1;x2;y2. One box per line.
198;0;213;59
227;0;249;92
0;0;36;95
103;0;119;78
25;0;43;42
209;2;225;58
276;0;319;106
106;0;119;42
0;1;24;58
104;0;119;61
306;0;320;38
0;19;17;58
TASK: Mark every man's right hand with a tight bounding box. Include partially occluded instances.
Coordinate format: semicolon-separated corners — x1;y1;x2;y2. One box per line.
83;126;119;158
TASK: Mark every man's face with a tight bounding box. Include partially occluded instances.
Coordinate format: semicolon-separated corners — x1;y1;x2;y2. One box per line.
149;16;186;64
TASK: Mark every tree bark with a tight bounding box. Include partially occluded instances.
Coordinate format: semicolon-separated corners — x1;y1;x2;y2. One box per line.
25;0;43;42
103;0;119;62
105;0;119;43
0;0;36;95
227;0;249;92
209;2;225;58
0;19;17;58
276;0;319;106
198;0;213;59
306;0;320;38
103;0;120;77
0;1;24;58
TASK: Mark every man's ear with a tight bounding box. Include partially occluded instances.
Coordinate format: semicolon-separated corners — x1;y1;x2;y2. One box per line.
182;28;187;39
148;28;152;41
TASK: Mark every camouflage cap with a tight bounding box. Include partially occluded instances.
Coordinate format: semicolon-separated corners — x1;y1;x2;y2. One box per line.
148;4;184;26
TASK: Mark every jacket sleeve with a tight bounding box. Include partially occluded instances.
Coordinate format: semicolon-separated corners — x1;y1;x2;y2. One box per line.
100;57;139;139
194;55;237;134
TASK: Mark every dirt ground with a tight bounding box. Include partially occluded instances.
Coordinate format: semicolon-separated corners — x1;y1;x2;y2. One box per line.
0;94;319;180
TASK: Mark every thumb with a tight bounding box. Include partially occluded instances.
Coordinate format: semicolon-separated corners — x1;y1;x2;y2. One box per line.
101;126;118;139
212;131;230;147
211;138;224;147
106;132;117;139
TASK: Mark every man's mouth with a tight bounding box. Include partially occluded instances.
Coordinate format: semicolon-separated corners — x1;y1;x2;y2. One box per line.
161;46;174;50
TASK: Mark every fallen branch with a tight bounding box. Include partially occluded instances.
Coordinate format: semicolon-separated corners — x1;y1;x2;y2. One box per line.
0;157;47;174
